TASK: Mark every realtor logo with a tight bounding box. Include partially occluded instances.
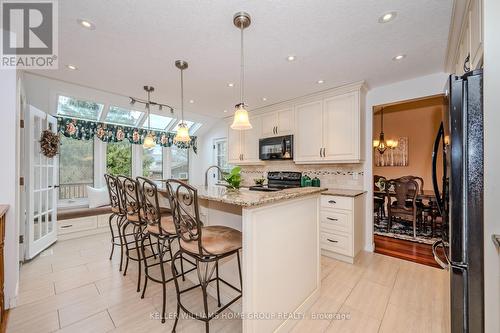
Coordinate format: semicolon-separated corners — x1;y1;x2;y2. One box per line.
1;0;58;69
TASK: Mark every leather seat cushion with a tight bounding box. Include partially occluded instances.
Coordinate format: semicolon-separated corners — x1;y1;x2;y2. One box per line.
180;225;242;256
146;215;176;235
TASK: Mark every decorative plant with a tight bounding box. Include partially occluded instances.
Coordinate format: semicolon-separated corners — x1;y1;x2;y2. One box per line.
254;177;265;186
223;166;242;190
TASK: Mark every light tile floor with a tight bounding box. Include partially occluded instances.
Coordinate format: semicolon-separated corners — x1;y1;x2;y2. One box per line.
7;232;450;333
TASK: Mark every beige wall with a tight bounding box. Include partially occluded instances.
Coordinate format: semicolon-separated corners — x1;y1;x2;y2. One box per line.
373;104;443;190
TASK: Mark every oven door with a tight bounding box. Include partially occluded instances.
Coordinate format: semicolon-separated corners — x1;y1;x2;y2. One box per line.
259;135;293;160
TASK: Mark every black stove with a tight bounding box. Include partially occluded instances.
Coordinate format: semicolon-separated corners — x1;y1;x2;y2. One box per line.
249;171;302;192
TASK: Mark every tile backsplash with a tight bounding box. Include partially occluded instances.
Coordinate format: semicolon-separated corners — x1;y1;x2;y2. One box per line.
240;161;364;189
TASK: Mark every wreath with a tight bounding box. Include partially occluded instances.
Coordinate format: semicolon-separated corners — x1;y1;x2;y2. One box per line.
40;130;60;158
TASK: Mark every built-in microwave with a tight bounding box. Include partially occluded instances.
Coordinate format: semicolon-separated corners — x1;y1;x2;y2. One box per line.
259;135;293;160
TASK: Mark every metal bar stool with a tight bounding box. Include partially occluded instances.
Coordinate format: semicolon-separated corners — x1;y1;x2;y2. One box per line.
104;174;127;271
164;179;242;333
117;176;157;293
136;177;196;323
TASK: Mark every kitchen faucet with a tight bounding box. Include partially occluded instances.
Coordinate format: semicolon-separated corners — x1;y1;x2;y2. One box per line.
204;165;224;186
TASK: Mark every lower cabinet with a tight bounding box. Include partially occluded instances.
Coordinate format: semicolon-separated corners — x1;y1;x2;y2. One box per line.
320;194;365;263
227;115;264;165
58;213;112;240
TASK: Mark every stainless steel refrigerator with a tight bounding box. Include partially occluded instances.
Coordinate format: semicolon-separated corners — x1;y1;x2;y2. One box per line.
432;69;484;332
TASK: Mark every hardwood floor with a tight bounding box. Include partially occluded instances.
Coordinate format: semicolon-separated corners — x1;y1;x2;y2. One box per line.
374;234;444;268
7;232;450;332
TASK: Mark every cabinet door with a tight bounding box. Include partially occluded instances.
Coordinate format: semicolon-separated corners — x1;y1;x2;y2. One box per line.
294;101;323;162
276;108;294;135
241;116;262;163
261;112;277;138
469;0;483;69
227;123;242;164
323;92;360;161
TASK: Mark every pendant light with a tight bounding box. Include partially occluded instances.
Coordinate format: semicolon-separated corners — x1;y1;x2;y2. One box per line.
374;107;387;154
143;85;156;149
174;60;191;143
230;12;252;130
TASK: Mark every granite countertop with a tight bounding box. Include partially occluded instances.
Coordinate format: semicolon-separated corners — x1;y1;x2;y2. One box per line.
321;189;366;197
159;185;326;207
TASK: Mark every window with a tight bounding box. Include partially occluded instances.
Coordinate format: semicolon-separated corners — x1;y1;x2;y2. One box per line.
170;146;189;180
105;106;143;126
143;114;175;130
56;95;104;121
59;135;94;201
214;139;231;178
143;146;163;180
106;140;132;176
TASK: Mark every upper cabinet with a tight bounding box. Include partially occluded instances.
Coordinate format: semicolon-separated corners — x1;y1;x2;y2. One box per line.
452;0;483;75
260;108;294;137
227;115;264;165
294;83;364;164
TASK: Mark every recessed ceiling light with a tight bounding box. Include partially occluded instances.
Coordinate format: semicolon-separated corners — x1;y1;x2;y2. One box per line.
262;97;267;101
378;11;397;23
77;19;96;30
66;64;78;70
223;110;228;113
189;99;194;104
287;55;296;62
392;54;406;61
227;83;234;87
317;80;324;84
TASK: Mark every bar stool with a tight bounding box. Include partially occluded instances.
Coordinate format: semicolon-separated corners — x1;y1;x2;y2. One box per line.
136;177;196;323
117;176;156;293
165;179;242;333
104;174;127;271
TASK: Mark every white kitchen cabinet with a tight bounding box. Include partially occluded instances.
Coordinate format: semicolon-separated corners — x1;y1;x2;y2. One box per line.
294;101;323;162
260;108;294;137
469;0;483;69
227;115;264;165
294;84;364;164
323;91;360;161
320;194;365;264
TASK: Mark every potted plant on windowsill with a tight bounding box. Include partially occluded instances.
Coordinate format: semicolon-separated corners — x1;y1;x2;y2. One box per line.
223;166;242;191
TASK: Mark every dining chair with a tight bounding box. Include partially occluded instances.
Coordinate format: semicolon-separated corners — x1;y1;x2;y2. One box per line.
164;179;242;333
104;174;127;271
373;175;387;220
386;178;421;238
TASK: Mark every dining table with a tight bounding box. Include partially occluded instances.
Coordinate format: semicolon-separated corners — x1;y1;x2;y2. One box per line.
374;189;437;201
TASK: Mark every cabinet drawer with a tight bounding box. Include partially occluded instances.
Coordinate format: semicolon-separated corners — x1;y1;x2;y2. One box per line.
321;195;352;210
320;230;352;256
58;216;98;235
320;209;352;233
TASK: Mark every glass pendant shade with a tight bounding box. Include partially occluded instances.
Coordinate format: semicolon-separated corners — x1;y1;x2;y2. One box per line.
231;103;252;130
174;123;191;143
376;132;387;154
143;132;156;149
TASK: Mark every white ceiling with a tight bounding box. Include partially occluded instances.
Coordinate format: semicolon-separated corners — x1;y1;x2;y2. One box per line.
30;0;453;119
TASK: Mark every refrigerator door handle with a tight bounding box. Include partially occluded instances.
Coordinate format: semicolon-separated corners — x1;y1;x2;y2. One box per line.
432;122;445;216
432;239;450;270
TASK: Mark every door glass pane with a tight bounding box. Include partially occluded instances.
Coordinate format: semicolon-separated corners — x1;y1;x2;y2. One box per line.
107;140;132;176
56;95;104;121
170;146;189;180
34;216;40;241
143;146;163;180
59;136;94;200
48;211;53;232
41;190;47;214
40;213;47;237
34;191;40;217
34;166;40;190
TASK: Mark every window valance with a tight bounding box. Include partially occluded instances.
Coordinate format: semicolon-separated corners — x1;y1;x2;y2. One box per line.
57;117;197;153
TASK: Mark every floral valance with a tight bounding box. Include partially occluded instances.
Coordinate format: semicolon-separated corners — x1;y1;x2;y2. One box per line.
57;117;197;153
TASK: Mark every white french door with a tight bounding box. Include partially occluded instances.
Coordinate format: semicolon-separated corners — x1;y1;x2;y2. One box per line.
25;105;58;259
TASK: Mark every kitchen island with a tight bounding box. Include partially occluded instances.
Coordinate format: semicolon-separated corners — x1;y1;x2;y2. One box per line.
159;185;325;333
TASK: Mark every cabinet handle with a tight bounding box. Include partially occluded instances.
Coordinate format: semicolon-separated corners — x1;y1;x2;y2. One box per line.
328;200;336;204
275;126;278;134
320;148;322;157
60;225;73;229
327;238;338;243
326;217;338;221
323;148;326;157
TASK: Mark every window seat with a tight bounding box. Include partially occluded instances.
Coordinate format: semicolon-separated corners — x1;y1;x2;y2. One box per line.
58;205;112;221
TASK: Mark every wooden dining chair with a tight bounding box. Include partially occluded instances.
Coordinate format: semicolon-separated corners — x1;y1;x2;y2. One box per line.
386;178;421;238
373;175;387;220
